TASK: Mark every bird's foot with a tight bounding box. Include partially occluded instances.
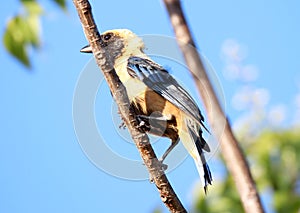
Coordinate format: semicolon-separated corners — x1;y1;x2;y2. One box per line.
119;121;126;129
160;161;168;171
135;115;151;132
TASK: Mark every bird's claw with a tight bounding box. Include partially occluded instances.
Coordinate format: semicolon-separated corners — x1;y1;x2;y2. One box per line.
159;160;168;171
135;115;151;132
119;121;126;129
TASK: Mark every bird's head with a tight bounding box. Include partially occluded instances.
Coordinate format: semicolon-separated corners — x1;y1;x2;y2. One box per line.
80;29;145;64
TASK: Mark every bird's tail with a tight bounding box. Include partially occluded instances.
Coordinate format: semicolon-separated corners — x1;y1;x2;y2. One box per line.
180;118;212;193
193;149;212;194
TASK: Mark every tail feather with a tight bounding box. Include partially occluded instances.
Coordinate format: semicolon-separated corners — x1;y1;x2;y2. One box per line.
203;162;212;194
186;119;213;193
194;153;213;194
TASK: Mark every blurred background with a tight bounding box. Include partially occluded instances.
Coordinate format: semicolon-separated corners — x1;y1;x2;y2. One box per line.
1;1;300;212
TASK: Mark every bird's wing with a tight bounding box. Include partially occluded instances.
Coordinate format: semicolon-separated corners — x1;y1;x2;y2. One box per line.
127;56;207;130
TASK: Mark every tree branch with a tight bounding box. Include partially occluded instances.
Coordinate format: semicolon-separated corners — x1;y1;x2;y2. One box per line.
162;0;265;212
72;0;187;212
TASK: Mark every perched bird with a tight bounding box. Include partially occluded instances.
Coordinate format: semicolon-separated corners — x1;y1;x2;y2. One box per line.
80;29;212;192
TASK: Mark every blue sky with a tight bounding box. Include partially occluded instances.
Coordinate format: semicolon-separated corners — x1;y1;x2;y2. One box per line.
1;1;300;212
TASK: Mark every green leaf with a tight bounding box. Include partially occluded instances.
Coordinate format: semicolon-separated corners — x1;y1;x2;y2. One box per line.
3;13;41;68
2;0;67;68
26;14;41;48
2;0;43;68
21;0;43;15
52;0;67;10
3;16;31;67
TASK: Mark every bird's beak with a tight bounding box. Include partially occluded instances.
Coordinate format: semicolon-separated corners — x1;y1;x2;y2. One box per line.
80;44;93;53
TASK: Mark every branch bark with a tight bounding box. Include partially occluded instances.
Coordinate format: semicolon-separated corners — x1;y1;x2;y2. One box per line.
72;0;186;212
162;0;265;212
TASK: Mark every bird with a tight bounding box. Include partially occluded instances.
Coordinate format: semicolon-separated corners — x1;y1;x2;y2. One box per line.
80;29;212;193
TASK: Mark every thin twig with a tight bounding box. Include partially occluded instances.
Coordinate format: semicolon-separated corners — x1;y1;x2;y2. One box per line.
72;0;187;212
162;0;265;212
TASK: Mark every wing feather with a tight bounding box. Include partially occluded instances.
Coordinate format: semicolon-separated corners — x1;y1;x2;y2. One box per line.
127;56;205;125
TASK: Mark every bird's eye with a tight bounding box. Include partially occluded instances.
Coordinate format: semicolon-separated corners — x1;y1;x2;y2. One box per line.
103;33;112;41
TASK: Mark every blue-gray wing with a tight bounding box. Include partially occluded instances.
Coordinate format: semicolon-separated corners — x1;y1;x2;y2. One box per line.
127;56;206;128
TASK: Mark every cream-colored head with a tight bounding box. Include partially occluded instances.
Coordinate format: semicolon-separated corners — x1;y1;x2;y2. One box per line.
80;29;145;65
